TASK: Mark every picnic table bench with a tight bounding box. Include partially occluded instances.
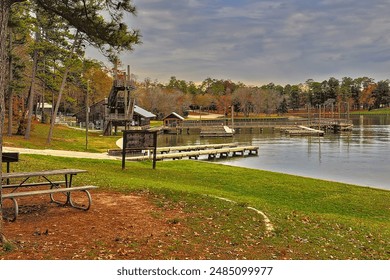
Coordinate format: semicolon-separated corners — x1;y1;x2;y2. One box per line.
1;168;98;221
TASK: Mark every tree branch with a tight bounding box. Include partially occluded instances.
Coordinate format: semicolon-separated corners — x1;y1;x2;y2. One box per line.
34;0;140;54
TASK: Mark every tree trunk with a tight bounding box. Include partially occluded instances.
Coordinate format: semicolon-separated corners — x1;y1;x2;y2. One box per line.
7;27;13;136
47;66;70;144
0;0;11;244
47;31;80;144
16;86;29;135
24;27;40;139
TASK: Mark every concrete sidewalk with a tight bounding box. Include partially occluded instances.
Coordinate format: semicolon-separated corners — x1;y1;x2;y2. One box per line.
3;147;121;161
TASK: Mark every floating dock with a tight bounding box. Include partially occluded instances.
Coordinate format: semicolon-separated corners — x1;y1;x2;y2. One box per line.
108;143;239;156
200;126;234;137
156;143;238;154
283;125;325;136
126;144;258;161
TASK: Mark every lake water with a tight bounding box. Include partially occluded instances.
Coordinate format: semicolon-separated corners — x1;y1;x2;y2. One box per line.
158;115;390;191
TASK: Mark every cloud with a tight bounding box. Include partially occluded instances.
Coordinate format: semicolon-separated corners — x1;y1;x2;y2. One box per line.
106;0;390;85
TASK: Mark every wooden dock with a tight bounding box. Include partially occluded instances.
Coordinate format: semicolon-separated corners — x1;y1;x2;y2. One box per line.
283;125;325;136
108;143;239;156
156;143;238;154
200;126;234;137
164;117;353;134
126;144;259;161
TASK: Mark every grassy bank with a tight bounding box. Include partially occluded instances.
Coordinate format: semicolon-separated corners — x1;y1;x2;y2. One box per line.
5;154;390;260
4;122;120;152
350;108;390;115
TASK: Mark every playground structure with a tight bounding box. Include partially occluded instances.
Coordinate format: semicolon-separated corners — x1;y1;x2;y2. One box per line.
103;66;135;136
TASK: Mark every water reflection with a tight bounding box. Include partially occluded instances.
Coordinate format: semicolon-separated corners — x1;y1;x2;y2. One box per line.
157;115;390;191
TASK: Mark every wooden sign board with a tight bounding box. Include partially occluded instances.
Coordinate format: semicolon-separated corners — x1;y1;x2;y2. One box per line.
122;131;158;169
2;152;19;163
124;132;155;149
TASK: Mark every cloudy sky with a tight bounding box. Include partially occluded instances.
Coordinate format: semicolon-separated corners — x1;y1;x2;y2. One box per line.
108;0;390;85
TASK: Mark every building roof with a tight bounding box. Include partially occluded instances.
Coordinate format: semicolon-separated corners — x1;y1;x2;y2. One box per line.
134;105;156;118
36;102;53;109
164;112;185;120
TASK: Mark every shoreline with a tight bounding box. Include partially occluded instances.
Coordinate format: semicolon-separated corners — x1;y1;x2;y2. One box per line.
4;145;388;193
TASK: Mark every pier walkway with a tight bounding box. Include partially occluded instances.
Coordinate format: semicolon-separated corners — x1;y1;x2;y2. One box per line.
156;143;238;154
164;117;353;134
282;125;325;136
126;144;259;161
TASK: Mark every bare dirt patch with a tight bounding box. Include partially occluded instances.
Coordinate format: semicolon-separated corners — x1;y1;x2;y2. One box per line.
2;190;273;260
1;191;191;260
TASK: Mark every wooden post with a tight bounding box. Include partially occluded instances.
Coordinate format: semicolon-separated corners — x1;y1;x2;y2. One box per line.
231;105;234;129
113;59;118;80
122;135;126;170
318;105;321;131
152;131;157;169
199;106;202;125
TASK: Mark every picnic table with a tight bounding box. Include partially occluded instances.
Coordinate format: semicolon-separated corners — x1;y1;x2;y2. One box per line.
2;152;19;185
1;168;98;221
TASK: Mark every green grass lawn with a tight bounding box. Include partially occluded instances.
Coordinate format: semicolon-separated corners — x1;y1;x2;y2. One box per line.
4;154;390;260
4;122;120;152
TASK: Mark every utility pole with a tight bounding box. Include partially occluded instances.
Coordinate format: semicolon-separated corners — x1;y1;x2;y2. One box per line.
86;80;89;150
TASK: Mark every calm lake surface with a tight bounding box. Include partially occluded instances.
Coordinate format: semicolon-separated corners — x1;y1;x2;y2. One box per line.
158;115;390;191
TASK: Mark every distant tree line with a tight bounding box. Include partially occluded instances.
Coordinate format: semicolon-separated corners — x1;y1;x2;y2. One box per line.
133;76;390;119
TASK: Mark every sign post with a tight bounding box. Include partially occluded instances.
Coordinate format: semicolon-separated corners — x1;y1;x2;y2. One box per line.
122;130;158;170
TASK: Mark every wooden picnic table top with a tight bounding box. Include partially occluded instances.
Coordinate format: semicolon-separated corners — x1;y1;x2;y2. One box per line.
2;169;87;179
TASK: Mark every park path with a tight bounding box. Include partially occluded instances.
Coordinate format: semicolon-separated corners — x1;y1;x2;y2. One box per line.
3;146;121;160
